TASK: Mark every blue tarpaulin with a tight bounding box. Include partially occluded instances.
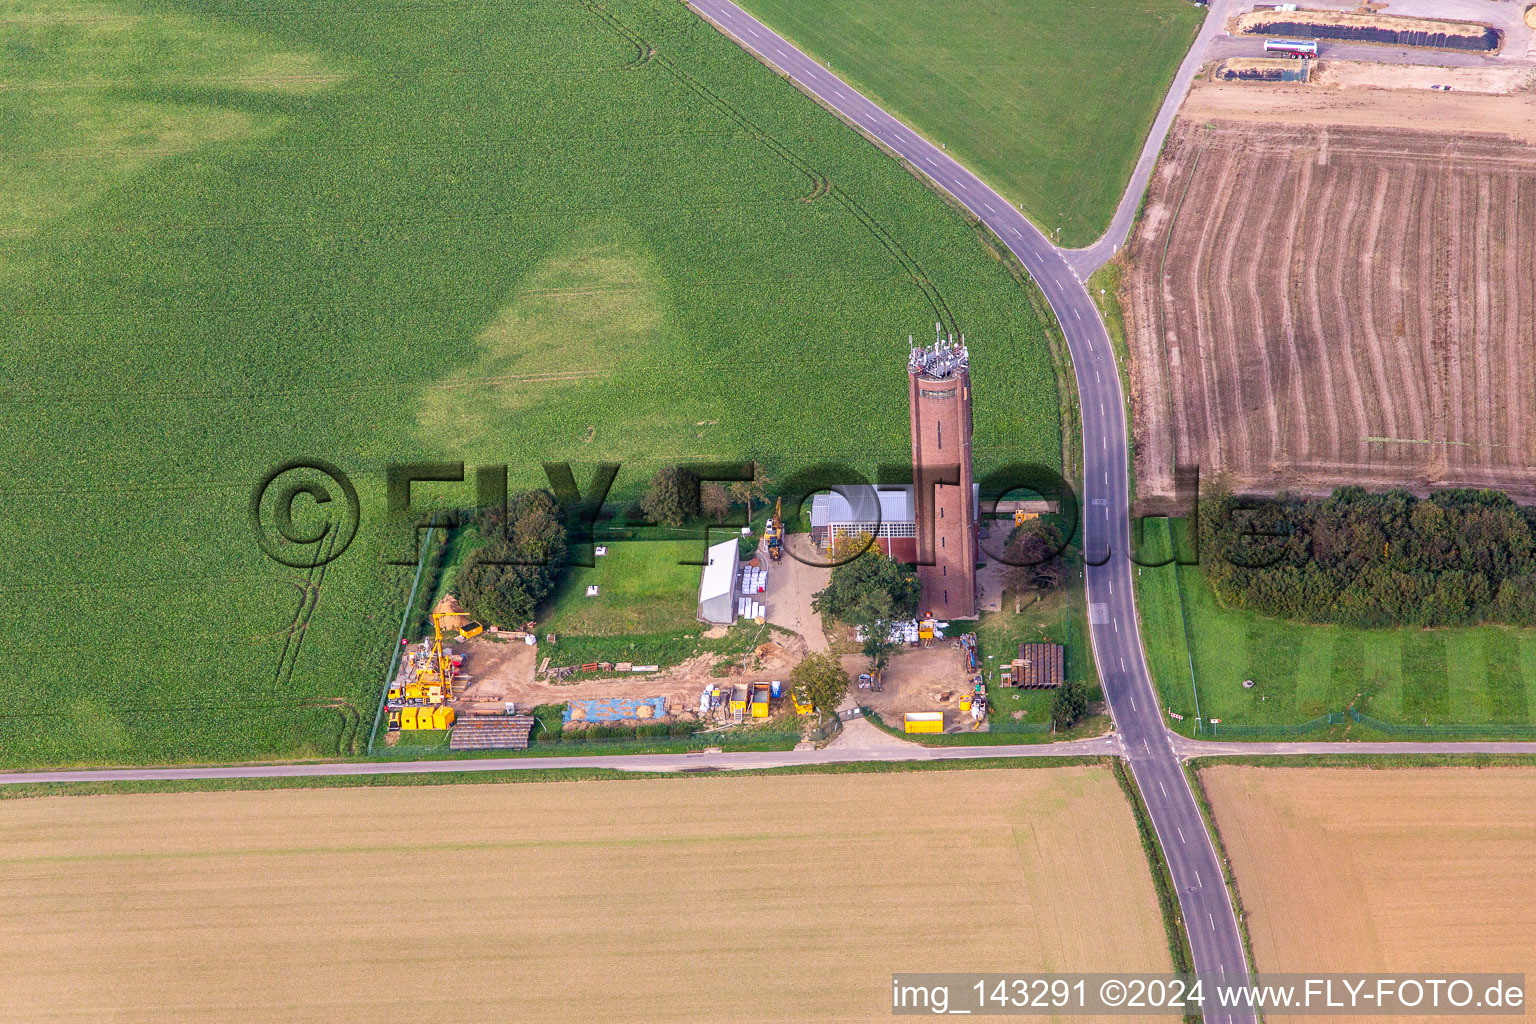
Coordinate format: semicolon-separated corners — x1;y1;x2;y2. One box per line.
563;697;667;723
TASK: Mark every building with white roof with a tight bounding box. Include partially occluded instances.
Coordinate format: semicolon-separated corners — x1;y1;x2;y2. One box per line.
696;537;741;624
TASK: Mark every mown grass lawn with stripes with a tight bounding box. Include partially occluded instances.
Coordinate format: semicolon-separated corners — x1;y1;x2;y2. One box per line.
1135;519;1536;737
0;0;1061;767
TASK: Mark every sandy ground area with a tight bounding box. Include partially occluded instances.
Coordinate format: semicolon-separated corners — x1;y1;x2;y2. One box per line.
1181;75;1536;144
975;521;1008;613
1312;59;1536;94
0;768;1170;1023
842;643;979;732
1204;765;1536;1020
455;629;808;713
762;534;830;652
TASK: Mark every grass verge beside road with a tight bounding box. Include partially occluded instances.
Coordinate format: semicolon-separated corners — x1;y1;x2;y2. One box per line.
1136;518;1536;738
736;0;1205;245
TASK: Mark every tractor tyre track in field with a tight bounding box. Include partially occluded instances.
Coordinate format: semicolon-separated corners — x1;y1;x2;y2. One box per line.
577;0;954;331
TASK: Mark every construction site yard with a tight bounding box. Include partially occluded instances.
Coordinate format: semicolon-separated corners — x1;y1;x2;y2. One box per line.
842;643;979;732
452;630;809;721
1122;80;1536;501
1203;766;1536;992
0;768;1174;1023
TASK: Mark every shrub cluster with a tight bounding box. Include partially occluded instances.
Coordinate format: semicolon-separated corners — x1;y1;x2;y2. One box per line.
456;490;568;626
1201;487;1536;627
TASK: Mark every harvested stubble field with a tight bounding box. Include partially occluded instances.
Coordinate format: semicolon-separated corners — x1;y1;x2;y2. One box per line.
1124;117;1536;502
0;0;1061;767
1203;766;1536;1013
0;767;1171;1023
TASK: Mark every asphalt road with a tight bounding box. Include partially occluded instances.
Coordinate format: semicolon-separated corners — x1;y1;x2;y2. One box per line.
685;0;1255;1012
0;734;1119;786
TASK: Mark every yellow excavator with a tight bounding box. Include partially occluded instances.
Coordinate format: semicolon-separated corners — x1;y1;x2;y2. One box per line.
767;496;784;561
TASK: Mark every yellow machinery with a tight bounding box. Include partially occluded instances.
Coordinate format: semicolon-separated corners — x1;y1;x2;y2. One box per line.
792;684;813;715
767;497;784;561
389;612;463;731
414;611;459;701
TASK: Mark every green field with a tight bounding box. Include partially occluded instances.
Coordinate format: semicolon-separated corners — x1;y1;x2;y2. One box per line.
737;0;1205;246
1135;519;1536;738
2;0;1064;768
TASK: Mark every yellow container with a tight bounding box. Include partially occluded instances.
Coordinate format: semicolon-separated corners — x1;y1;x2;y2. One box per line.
431;705;455;729
904;712;944;734
959;696;972;712
400;706;419;730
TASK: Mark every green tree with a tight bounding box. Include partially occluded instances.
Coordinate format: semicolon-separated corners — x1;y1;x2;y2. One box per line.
812;550;920;673
640;466;700;528
789;651;849;717
1050;679;1089;730
1002;518;1068;605
457;490;569;626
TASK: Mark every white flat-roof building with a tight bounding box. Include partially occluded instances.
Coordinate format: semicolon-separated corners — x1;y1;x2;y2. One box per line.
697;538;740;624
808;484;978;561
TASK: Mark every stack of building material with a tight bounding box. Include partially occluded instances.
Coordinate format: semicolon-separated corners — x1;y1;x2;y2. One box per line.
449;715;535;751
740;565;768;595
736;597;765;621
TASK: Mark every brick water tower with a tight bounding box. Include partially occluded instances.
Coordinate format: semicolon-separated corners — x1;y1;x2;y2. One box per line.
908;328;976;619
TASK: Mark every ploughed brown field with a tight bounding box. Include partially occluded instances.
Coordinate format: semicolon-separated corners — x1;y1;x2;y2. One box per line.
1123;118;1536;503
0;768;1170;1023
1203;766;1536;1021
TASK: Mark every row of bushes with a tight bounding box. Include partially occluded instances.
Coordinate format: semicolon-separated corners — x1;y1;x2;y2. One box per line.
1202;487;1536;627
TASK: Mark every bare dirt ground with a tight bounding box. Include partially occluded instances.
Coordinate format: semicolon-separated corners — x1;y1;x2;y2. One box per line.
762;535;830;652
1180;74;1536;144
455;628;808;712
1312;59;1535;95
1123;103;1536;501
0;769;1172;1023
842;643;978;731
1204;766;1536;1017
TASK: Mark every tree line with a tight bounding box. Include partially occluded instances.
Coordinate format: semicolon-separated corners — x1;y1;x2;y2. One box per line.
1201;487;1536;627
